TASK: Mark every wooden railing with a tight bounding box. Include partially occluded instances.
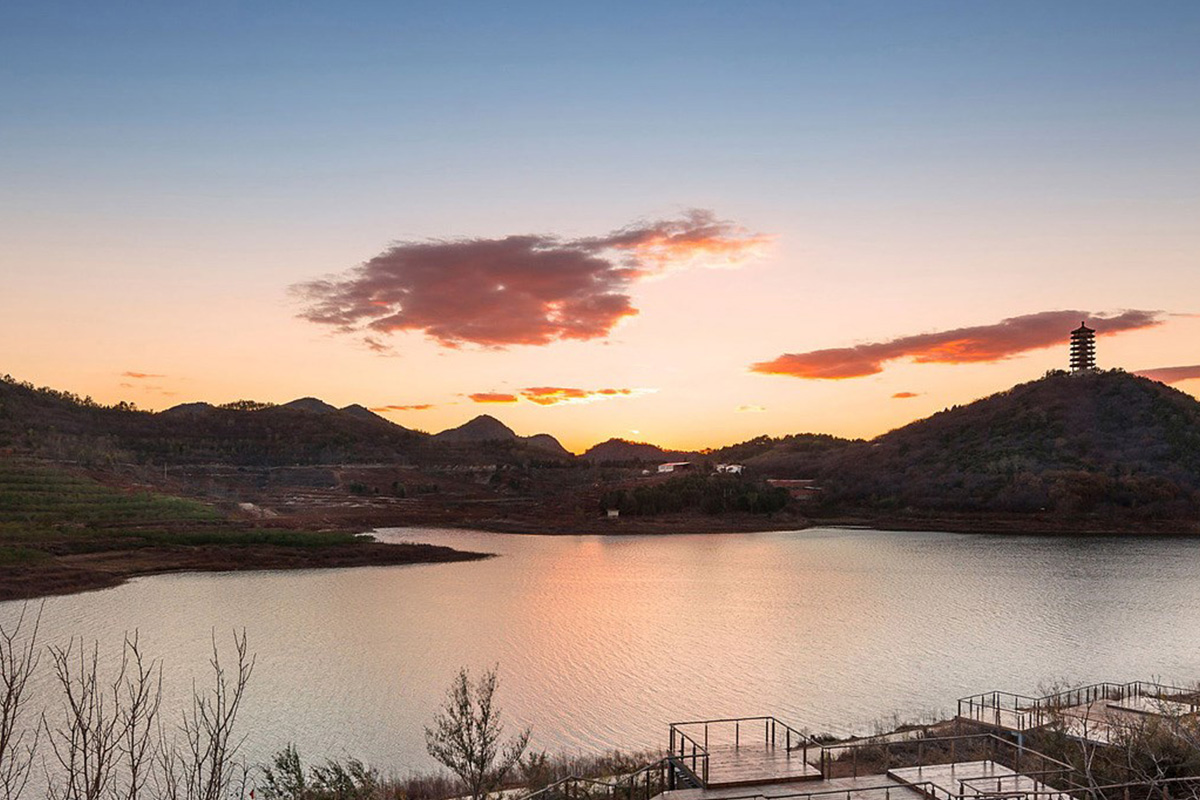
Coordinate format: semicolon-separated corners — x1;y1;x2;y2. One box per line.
669;716;820;784
668;723;710;786
816;733;1074;783
958;682;1200;732
518;758;675;800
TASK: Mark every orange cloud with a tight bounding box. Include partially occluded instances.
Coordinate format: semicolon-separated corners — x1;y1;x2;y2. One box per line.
469;392;519;403
1135;365;1200;384
122;371;165;379
752;310;1164;379
371;403;435;412
737;404;766;413
293;210;768;348
519;386;644;406
892;392;921;399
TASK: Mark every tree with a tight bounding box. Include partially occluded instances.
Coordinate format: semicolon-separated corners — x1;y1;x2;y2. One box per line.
0;605;40;800
424;667;530;800
157;630;255;800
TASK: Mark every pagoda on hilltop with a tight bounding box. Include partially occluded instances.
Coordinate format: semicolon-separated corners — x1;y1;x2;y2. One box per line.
1070;321;1096;372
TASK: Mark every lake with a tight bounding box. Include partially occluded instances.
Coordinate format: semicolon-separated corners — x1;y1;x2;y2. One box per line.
2;527;1198;775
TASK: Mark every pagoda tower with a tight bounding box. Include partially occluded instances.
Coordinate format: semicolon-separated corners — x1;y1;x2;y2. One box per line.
1069;321;1096;372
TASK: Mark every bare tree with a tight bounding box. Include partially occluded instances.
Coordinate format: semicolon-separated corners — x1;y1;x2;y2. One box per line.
113;634;163;800
157;630;255;800
42;639;125;800
425;666;530;800
0;605;41;800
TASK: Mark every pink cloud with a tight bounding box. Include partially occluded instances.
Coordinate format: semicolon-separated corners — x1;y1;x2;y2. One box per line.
372;403;435;412
122;371;165;379
752;310;1164;379
1135;365;1200;384
293;210;770;348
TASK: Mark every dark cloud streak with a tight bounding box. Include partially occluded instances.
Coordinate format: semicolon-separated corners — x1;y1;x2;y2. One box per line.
752;310;1163;379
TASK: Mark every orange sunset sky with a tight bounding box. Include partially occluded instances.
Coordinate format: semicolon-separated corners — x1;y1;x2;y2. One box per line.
3;2;1199;453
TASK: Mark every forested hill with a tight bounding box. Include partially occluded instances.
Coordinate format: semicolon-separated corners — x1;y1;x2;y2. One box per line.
0;375;433;466
0;375;580;467
817;370;1200;518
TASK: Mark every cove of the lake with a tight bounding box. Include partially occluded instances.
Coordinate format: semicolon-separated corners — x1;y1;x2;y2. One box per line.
2;527;1198;774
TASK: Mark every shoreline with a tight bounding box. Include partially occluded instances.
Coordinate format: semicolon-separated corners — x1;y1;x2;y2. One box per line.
0;540;490;603
7;508;1197;603
387;510;1200;538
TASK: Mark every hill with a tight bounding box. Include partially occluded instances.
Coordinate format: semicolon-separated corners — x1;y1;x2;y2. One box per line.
706;433;855;474
581;438;693;464
433;415;573;459
339;404;393;425
817;370;1200;520
434;414;519;443
282;397;340;414
524;433;573;457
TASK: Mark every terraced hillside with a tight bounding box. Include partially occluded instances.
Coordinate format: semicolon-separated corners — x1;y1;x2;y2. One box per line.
0;460;219;529
0;457;485;599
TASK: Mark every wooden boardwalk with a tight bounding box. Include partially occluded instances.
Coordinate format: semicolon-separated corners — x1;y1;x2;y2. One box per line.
704;744;823;788
659;774;929;800
889;760;1071;800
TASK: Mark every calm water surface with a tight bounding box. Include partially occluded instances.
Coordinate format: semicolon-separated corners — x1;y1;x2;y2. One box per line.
2;527;1199;773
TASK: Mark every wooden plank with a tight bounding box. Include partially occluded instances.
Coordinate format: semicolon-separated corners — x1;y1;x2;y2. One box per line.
704;744;823;787
888;760;1070;800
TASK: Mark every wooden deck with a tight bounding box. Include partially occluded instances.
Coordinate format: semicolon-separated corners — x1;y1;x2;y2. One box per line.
704;744;823;788
889;760;1071;800
658;774;930;800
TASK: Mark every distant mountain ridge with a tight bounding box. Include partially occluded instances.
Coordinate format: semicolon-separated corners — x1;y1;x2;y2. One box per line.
4;371;1200;521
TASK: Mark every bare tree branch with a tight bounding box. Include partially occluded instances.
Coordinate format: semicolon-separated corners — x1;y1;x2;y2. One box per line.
0;604;41;800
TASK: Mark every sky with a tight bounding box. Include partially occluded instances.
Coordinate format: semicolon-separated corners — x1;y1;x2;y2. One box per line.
2;1;1199;453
